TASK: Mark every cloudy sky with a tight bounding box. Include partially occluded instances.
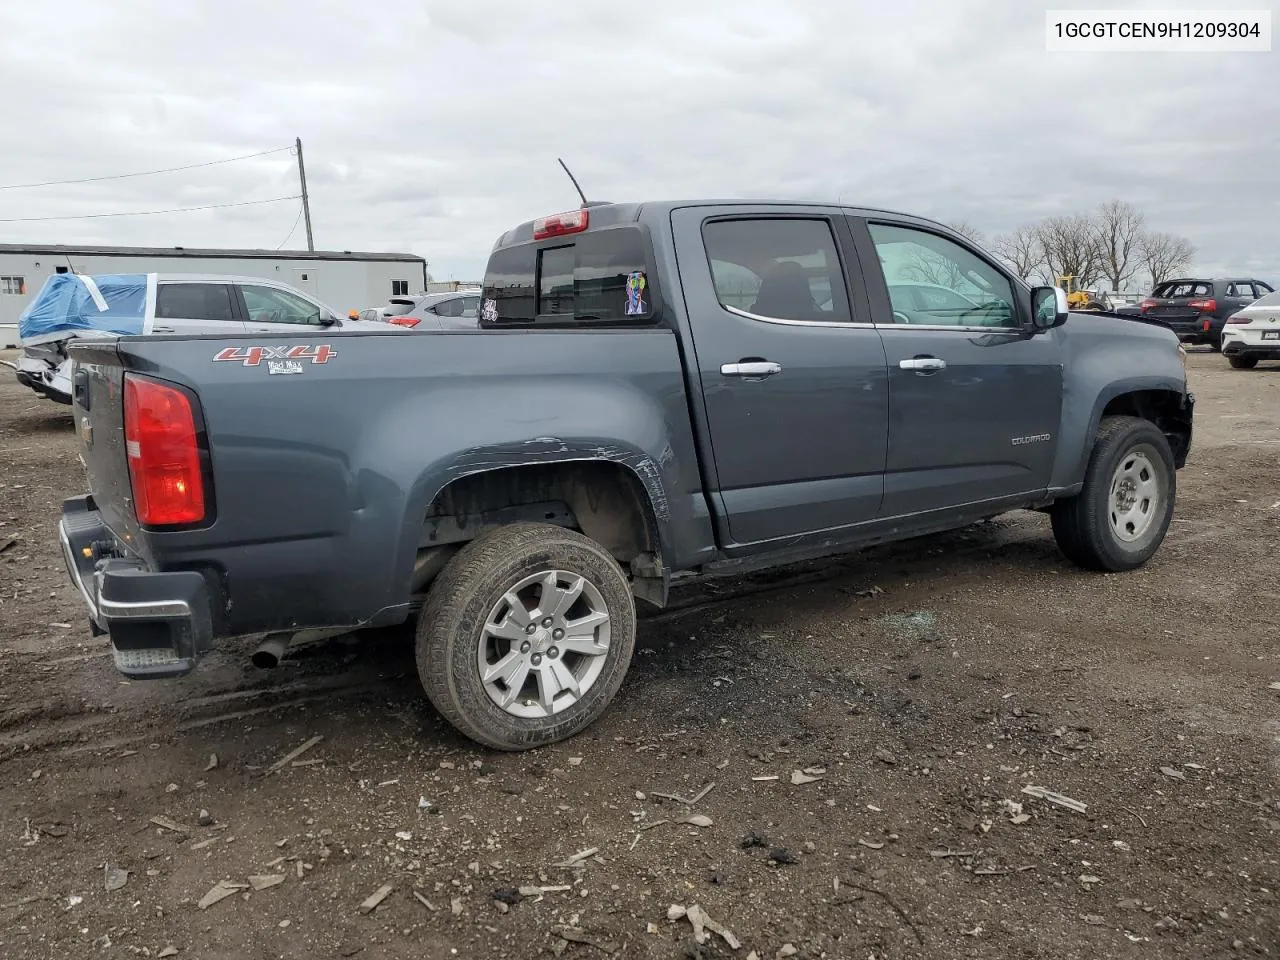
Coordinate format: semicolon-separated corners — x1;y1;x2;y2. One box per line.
0;0;1276;284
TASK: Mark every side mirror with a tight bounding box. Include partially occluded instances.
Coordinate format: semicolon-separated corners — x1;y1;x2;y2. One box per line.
1030;286;1069;331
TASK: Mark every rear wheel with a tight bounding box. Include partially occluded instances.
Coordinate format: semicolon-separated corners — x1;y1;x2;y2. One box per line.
1050;416;1176;572
1209;336;1222;352
416;522;636;751
1229;355;1258;370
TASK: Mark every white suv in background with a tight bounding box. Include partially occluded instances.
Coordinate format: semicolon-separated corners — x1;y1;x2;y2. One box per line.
1221;290;1280;369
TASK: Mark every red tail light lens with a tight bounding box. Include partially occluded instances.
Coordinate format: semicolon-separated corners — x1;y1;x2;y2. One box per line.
1139;299;1157;313
533;208;589;241
1226;314;1251;324
1188;298;1217;313
387;315;420;327
123;374;205;527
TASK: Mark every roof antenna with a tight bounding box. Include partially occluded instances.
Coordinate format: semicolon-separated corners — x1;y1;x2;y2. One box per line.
557;158;589;207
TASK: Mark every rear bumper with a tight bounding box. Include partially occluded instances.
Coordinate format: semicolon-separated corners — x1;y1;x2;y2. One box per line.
59;495;213;679
1222;340;1280;360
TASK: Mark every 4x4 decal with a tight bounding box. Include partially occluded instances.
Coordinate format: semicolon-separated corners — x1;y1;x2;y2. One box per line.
213;345;337;367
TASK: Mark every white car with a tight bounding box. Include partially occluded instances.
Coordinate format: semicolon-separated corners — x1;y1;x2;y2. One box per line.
15;273;400;404
1220;290;1280;369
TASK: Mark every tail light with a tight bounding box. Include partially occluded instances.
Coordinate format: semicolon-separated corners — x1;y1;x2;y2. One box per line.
533;209;589;241
123;374;206;527
1139;299;1157;313
387;315;420;327
1188;298;1217;313
1226;314;1251;324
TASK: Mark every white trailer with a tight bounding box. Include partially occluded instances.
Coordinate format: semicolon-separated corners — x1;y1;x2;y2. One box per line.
0;244;427;347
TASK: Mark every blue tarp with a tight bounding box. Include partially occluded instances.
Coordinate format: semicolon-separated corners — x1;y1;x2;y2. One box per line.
18;273;148;344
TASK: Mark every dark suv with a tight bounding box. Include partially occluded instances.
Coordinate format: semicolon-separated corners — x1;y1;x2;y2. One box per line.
1139;277;1275;350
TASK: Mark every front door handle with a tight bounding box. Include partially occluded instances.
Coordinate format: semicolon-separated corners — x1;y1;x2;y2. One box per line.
152;326;175;334
721;360;782;378
899;357;946;373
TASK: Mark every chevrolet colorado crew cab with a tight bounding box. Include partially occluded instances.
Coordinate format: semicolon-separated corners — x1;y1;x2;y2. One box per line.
59;200;1194;750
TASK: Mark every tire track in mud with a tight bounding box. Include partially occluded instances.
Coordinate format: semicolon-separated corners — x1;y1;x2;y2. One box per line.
1;520;1047;764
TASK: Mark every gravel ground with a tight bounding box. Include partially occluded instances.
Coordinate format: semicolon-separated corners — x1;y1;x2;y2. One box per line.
1;348;1277;960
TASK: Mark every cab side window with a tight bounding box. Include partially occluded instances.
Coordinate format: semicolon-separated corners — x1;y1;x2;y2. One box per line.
868;223;1017;328
241;285;322;325
702;218;851;323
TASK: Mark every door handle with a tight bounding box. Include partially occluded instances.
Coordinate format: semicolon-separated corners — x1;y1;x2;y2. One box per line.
152;326;175;333
721;361;782;378
899;357;946;373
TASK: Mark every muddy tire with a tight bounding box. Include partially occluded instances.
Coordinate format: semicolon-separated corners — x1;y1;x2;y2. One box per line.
1228;356;1258;370
1050;416;1176;572
416;522;636;751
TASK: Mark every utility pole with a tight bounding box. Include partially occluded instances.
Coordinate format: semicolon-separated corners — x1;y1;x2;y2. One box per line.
295;137;314;252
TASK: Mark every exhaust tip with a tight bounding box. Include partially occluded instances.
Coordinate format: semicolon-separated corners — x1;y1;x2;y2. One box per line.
251;636;289;669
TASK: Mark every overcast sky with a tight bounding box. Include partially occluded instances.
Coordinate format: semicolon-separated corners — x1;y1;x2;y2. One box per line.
0;0;1276;285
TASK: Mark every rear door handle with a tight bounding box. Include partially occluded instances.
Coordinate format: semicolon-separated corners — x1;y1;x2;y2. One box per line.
899;357;946;372
152;326;175;334
721;361;782;378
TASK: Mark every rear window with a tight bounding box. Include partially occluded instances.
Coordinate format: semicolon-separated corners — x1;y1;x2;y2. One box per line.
481;225;656;326
1153;281;1211;298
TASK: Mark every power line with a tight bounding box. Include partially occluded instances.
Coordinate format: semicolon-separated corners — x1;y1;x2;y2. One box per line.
276;201;306;250
0;146;294;192
0;195;302;223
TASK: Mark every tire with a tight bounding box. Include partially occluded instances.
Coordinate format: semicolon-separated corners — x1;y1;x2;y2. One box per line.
1209;337;1222;352
1229;356;1258;370
416;522;636;751
1050;416;1176;572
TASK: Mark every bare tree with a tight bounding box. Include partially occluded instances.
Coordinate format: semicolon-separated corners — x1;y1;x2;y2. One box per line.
1035;214;1103;289
992;226;1045;283
1094;200;1145;292
947;220;985;244
1139;231;1195;287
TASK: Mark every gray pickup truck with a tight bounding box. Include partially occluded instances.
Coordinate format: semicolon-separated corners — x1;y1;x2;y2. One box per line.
59;200;1194;750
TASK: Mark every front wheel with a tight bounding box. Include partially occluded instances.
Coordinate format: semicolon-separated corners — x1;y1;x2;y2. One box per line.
1228;355;1258;370
416;522;636;751
1050;416;1176;572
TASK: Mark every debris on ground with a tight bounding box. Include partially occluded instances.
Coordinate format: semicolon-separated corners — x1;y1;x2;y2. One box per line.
248;875;284;891
266;735;323;775
874;749;897;766
552;925;620;954
413;891;437;911
1021;786;1087;814
149;816;187;835
197;880;247;910
741;832;769;850
679;814;714;828
668;903;742;950
857;839;885;850
157;948;178;958
103;865;129;892
649;783;715;805
1160;766;1187;781
790;769;823;786
204;754;218;772
767;848;798;866
197;810;214;827
554;846;600;867
492;888;523;906
357;883;393;915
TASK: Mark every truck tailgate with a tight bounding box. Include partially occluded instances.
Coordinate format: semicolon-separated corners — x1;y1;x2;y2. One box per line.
68;339;144;548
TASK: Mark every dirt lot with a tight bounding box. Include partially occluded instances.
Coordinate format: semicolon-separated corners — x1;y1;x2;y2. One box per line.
1;349;1277;960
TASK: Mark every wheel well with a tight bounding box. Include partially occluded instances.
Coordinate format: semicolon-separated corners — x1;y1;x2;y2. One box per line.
1101;390;1192;468
421;461;660;567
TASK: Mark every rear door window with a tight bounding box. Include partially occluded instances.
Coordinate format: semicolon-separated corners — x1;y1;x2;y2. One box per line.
701;218;852;323
155;283;236;321
1226;282;1258;299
